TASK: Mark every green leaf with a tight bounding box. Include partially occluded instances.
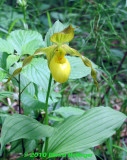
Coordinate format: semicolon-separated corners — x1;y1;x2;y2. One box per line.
7;30;44;55
0;38;14;54
49;115;64;122
0;114;9;117
0;70;6;81
47;107;126;155
1;114;54;154
53;106;85;118
21;91;45;110
69;149;96;160
0;52;8;70
22;58;51;90
38;89;61;105
8;63;35;97
0;91;13;100
7;55;20;69
67;56;96;79
45;20;66;47
10;139;37;154
20;75;35;97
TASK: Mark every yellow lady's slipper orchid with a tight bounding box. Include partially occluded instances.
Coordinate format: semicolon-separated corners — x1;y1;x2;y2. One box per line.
34;25;98;90
6;24;98;90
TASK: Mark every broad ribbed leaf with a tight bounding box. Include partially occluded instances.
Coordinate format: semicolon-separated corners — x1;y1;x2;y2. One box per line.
7;30;44;55
69;149;96;160
21;91;45;110
38;89;61;105
1;114;54;153
53;107;85;118
20;74;35;97
0;52;8;70
22;58;50;90
9;64;35;97
49;115;64;122
7;55;20;69
45;20;65;47
10;139;37;154
67;56;97;79
47;107;126;155
0;38;14;54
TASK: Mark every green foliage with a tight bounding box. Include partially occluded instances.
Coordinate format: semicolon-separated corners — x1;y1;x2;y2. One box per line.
0;70;6;81
10;139;37;154
0;1;127;159
47;107;126;155
0;38;14;54
21;91;45;110
69;149;96;160
22;58;51;90
38;89;61;105
0;91;13;100
53;106;85;118
0;52;8;70
7;55;20;69
7;30;44;55
1;114;54;153
67;56;97;79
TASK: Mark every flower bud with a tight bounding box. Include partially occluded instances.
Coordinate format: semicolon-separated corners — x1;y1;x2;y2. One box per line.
17;0;27;7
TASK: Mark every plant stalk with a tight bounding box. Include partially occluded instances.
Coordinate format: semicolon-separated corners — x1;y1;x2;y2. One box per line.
18;74;25;155
44;73;52;153
19;74;21;114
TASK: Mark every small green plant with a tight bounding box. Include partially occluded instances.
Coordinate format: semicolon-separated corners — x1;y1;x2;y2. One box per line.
0;20;126;160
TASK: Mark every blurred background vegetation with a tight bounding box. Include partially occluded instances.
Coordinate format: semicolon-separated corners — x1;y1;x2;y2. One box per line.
0;0;127;160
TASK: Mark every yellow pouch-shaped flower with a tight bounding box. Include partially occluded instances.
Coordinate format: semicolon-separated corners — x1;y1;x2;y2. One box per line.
6;24;98;91
49;55;71;83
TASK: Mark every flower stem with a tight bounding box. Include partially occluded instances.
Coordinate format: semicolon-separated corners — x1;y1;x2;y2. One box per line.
18;74;25;155
44;73;52;153
19;74;21;114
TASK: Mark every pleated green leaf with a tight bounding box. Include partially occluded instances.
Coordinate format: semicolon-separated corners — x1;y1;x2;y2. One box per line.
47;107;126;155
0;38;14;54
0;52;8;70
7;55;20;69
53;106;85;118
22;58;51;90
69;149;96;160
38;89;61;105
1;114;54;154
20;74;35;97
66;56;97;79
7;30;44;55
10;139;37;154
21;91;45;110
